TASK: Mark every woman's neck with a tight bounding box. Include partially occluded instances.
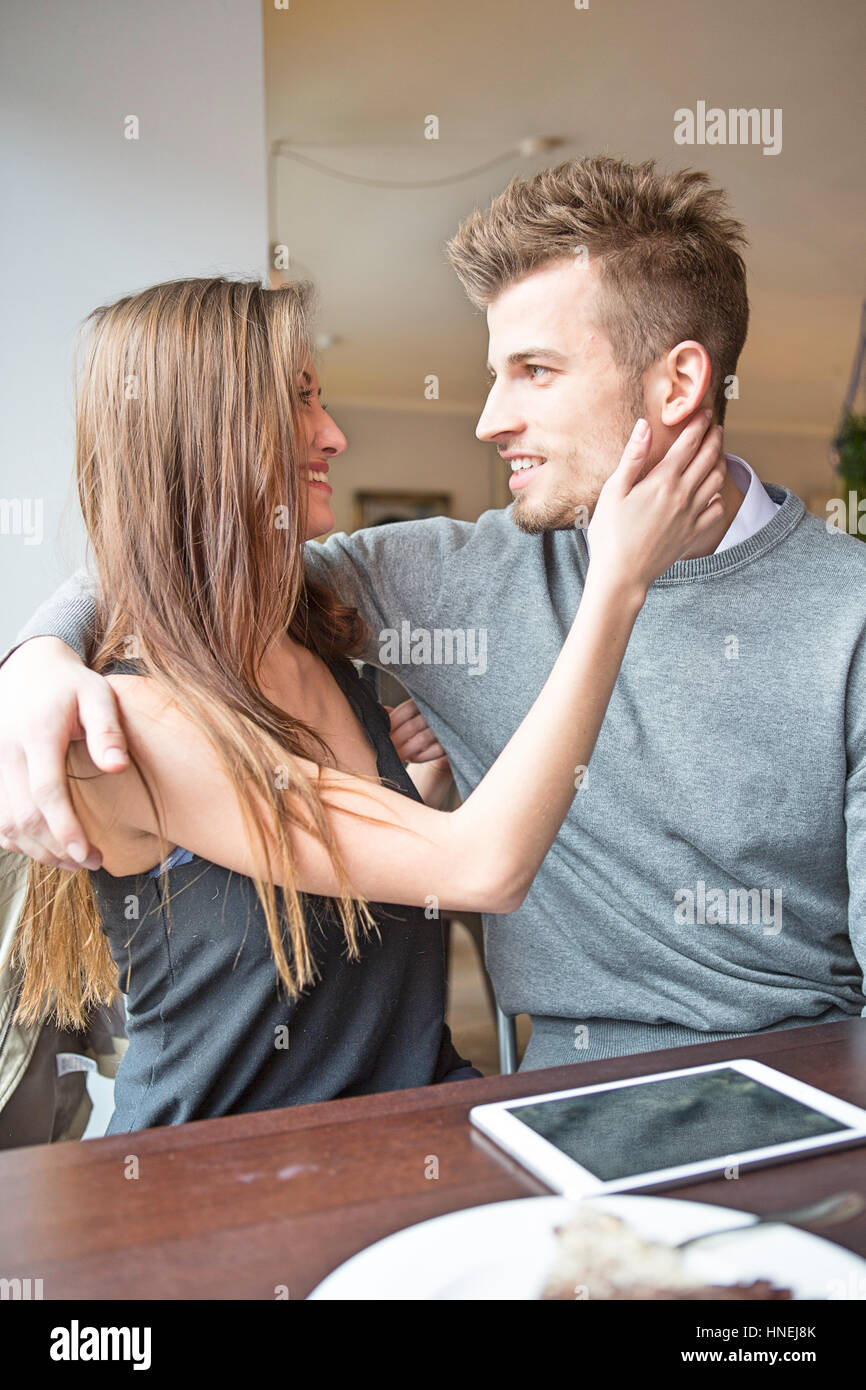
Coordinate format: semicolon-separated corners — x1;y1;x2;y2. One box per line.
257;631;311;693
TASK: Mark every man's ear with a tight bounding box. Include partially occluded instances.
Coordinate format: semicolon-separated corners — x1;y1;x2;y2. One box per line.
651;341;713;427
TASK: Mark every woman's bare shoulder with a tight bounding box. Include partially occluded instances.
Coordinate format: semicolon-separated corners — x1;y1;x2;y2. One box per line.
103;672;184;721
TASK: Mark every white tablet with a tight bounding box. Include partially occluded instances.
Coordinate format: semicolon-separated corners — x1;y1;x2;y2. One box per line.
469;1059;866;1196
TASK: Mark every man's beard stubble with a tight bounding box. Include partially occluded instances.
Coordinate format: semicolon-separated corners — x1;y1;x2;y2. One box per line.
510;381;648;536
510;452;606;535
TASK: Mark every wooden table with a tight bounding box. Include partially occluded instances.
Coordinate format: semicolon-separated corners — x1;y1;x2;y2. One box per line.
2;1019;866;1300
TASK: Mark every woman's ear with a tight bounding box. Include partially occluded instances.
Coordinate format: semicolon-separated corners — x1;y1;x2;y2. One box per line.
655;341;714;427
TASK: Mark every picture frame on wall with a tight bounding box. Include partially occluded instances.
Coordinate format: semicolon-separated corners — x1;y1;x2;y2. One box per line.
353;489;453;530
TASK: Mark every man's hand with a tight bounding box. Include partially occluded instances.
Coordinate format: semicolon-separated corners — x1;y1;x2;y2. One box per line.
384;698;454;808
0;637;129;870
385;698;451;773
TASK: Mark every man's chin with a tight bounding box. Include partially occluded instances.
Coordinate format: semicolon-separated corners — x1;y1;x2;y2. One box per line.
510;490;595;536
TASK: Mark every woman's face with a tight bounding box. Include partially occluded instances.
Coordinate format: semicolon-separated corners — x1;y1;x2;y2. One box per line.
298;363;346;539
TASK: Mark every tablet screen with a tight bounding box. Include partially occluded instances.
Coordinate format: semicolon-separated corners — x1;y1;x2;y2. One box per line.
508;1067;849;1181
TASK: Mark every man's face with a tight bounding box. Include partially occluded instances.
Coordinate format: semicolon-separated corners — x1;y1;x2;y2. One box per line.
476;259;645;533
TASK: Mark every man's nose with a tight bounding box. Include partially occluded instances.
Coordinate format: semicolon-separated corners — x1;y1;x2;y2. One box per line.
475;385;522;443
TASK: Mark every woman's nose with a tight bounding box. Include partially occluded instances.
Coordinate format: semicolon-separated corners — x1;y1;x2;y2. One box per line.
316;414;347;457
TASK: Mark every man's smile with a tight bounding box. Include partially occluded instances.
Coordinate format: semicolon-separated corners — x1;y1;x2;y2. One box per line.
501;453;548;490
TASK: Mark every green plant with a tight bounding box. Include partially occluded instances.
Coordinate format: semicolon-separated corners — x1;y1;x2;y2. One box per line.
836;410;866;492
835;411;866;540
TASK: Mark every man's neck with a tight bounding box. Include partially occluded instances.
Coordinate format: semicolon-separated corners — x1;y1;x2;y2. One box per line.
678;456;745;560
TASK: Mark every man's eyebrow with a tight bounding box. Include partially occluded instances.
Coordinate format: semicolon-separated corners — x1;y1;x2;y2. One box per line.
486;348;569;372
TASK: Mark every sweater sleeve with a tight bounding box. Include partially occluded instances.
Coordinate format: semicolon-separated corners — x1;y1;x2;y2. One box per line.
2;566;99;667
303;516;476;666
844;626;866;1016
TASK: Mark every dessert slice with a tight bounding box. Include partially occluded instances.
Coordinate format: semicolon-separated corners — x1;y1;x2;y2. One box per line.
540;1205;792;1301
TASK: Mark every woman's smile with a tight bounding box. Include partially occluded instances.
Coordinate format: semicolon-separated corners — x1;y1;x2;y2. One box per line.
303;460;332;494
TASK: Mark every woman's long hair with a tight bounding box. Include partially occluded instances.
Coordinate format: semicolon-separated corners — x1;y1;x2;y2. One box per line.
11;277;382;1031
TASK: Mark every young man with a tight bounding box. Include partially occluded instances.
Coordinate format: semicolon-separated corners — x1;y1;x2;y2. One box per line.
2;156;865;1069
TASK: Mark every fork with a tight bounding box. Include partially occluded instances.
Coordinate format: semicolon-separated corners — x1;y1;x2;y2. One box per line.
673;1191;864;1251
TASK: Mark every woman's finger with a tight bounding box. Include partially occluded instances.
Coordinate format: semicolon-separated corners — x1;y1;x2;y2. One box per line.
612;418;653;493
654;409;714;482
690;459;728;516
680;424;725;498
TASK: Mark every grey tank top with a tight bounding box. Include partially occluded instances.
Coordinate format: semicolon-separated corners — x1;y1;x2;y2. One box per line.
90;655;467;1132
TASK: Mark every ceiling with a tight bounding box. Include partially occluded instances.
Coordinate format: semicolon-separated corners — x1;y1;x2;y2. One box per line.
263;0;866;436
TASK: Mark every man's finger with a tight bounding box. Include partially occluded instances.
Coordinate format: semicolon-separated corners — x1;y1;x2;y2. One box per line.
391;714;430;748
399;732;446;761
408;741;447;763
24;743;103;868
0;833;74;870
387;699;421;732
0;814;75;869
0;756;82;866
77;681;129;773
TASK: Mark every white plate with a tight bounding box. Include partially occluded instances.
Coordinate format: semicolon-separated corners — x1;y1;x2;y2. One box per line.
307;1194;866;1300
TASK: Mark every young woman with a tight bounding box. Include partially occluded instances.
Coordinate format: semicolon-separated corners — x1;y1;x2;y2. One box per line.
10;277;725;1132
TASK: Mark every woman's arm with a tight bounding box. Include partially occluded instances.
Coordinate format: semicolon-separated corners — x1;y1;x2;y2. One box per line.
403;760;455;810
68;415;724;914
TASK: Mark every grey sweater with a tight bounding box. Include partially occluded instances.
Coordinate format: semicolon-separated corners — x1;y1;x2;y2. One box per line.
10;483;866;1068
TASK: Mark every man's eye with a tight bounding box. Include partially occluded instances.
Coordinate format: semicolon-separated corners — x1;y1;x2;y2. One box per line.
527;364;551;380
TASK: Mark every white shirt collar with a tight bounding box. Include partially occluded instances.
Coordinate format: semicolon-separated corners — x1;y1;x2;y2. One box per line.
714;454;780;553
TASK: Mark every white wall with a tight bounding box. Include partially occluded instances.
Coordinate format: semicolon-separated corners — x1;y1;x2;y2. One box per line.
0;0;268;647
